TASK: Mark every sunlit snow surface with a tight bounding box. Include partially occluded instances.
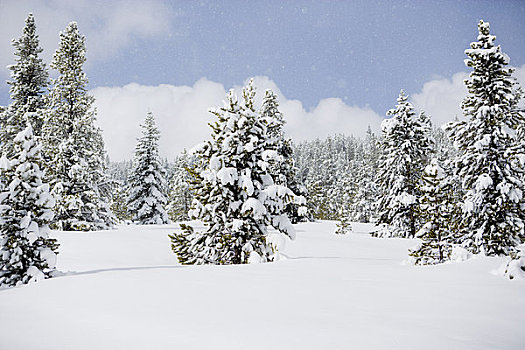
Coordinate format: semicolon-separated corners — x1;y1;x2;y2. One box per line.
0;221;524;349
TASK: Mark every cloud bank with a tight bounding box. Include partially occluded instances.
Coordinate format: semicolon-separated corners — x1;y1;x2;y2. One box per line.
93;64;525;162
0;0;173;77
92;76;384;161
92;79;226;161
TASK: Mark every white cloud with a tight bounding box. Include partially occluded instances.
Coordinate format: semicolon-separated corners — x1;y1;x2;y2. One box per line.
91;79;226;161
411;72;468;127
412;64;525;127
248;76;383;142
91;76;384;161
0;0;173;77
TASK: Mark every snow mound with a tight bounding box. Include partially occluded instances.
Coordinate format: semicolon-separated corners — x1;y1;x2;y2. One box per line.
493;257;525;280
26;266;45;283
450;246;472;262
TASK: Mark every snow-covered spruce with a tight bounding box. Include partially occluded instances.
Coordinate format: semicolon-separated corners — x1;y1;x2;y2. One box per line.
0;124;58;288
294;134;361;221
332;155;356;222
42;22;114;231
409;159;456;265
260;89;307;223
110;183;131;223
293;131;385;223
374;91;434;238
349;126;380;223
108;160;133;222
167;151;194;222
445;20;525;256
127;112;169;225
335;217;352;235
170;79;296;265
1;13;48;156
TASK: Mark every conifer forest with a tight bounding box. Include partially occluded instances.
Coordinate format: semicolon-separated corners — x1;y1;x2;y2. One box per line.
0;6;524;350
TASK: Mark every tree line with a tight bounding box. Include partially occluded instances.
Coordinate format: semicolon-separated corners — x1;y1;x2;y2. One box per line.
0;15;523;287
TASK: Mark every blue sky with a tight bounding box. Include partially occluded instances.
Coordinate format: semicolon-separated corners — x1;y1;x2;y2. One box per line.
0;0;524;160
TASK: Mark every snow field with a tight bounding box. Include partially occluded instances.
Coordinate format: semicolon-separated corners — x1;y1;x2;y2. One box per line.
0;221;524;349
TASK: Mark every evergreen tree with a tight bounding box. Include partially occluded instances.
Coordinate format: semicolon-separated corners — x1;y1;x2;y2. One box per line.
295;135;353;220
107;160;133;222
0;124;58;288
409;159;455;265
305;179;326;219
445;20;525;256
350;126;380;223
260;89;307;223
433;126;456;162
167;151;193;222
374;91;433;238
108;160;134;184
1;13;48;156
335;216;352;235
110;183;131;223
42;22;114;231
170;79;296;265
127;112;169;224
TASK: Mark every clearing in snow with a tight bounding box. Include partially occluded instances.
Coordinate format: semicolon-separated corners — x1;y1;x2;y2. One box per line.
0;221;523;349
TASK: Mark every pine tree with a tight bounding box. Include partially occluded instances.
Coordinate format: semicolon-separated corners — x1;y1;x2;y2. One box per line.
167;151;193;222
108;160;133;222
42;22;114;231
409;159;455;265
1;13;48;156
260;89;307;223
110;183;131;223
127;112;169;224
445;20;525;256
374;91;434;238
0;124;58;288
335;216;352;235
350;126;380;223
170;79;296;265
293;134;362;221
108;160;134;184
433;126;456;162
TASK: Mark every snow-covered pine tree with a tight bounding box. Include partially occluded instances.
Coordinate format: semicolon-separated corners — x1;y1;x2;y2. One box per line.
1;13;48;156
108;160;133;222
170;79;296;265
334;179;353;235
434;125;465;236
0;124;58;288
42;22;114;231
445;20;525;256
334;152;357;221
335;216;352;235
293;134;363;221
374;90;434;238
167;151;193;222
433;126;456;162
260;89;307;223
127;112;169;224
108;160;134;184
350;126;380;223
110;183;130;222
409;159;454;265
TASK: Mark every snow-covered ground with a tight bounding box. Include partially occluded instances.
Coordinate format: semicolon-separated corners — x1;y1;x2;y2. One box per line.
0;221;523;349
